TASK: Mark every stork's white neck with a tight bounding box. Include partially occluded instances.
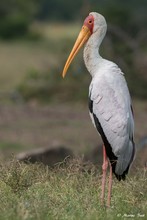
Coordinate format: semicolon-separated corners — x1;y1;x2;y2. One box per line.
83;29;105;78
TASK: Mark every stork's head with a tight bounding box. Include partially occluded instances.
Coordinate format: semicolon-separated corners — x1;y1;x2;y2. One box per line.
62;12;107;78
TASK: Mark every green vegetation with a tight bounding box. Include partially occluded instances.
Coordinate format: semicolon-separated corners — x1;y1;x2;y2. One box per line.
17;67;90;103
1;0;147;32
16;21;147;102
0;141;25;151
0;21;146;103
0;0;38;39
0;1;147;101
0;158;146;220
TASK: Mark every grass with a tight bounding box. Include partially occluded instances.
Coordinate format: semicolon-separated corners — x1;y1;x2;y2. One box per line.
0;22;80;93
0;158;146;220
0;41;52;92
0;100;146;159
0;141;25;151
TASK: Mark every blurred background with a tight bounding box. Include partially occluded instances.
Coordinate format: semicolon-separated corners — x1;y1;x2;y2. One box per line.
0;0;146;168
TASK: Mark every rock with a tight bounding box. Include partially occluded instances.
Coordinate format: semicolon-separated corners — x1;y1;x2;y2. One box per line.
17;146;73;166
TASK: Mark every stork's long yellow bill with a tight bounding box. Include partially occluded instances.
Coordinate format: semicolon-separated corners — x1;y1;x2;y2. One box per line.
62;25;91;78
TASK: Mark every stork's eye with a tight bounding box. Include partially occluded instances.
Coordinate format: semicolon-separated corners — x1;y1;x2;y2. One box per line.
88;20;92;24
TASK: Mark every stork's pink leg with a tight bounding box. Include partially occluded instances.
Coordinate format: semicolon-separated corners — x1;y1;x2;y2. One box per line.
107;162;112;207
101;145;108;205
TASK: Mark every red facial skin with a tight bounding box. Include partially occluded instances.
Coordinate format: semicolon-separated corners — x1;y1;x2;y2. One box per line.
83;15;94;34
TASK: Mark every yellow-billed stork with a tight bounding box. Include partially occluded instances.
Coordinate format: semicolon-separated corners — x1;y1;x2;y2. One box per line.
62;12;135;207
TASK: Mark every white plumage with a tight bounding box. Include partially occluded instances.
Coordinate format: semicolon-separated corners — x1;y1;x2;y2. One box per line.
62;11;135;206
84;12;135;178
89;62;134;175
